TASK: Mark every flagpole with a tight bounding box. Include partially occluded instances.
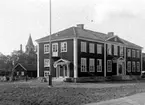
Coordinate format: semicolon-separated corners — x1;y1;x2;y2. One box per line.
49;0;52;86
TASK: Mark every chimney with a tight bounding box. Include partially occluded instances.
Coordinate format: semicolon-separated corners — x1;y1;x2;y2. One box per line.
107;32;114;37
77;24;84;29
20;44;23;52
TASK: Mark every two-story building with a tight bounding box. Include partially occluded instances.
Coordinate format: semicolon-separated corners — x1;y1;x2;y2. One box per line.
36;24;142;80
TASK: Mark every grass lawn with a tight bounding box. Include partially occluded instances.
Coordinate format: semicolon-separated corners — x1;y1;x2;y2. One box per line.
0;80;145;105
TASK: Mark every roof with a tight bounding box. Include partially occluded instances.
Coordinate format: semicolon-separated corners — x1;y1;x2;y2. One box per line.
13;63;37;71
26;34;34;47
36;25;142;49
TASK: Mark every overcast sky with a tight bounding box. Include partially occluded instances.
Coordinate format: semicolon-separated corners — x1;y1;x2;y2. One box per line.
1;0;145;55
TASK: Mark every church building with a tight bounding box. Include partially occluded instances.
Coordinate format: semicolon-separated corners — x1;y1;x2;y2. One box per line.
36;24;142;81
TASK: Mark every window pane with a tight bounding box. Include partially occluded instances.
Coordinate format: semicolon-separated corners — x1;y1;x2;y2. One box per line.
114;45;118;55
89;43;94;53
89;58;95;72
97;44;102;54
107;44;112;55
81;42;86;52
107;60;112;72
97;59;102;72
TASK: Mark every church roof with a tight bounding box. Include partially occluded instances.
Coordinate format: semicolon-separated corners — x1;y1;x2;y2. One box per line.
26;34;34;47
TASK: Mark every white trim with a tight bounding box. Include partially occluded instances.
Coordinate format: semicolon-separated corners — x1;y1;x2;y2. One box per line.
141;51;143;76
73;37;78;78
104;43;106;77
37;38;74;43
37;44;39;77
13;63;27;71
124;47;126;75
61;42;67;52
44;44;49;54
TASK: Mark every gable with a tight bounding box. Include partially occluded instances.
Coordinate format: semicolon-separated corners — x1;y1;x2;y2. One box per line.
106;36;125;44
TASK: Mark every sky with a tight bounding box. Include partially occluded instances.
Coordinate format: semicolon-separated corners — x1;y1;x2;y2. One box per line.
1;0;145;55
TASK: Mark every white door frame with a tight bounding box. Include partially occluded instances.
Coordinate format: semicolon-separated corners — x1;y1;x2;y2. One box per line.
56;65;69;78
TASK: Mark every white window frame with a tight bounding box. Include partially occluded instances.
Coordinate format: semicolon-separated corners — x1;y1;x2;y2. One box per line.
97;44;102;54
137;50;140;58
120;46;124;56
61;42;67;52
89;58;95;72
52;43;58;56
44;59;50;67
114;45;118;56
132;50;136;58
21;71;24;76
44;71;50;77
107;44;112;55
97;59;102;72
137;62;140;72
17;71;19;75
81;58;87;72
127;61;131;72
132;61;136;72
44;44;49;54
89;43;95;53
127;49;131;57
107;60;112;72
81;41;87;52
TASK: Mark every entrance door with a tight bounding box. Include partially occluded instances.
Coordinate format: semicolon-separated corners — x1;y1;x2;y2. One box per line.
118;62;124;75
57;65;68;78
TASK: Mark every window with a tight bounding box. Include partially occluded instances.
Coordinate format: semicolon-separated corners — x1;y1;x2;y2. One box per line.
81;41;86;52
107;60;112;72
127;49;131;57
89;58;95;72
44;71;50;77
97;44;102;54
107;44;112;55
120;46;124;56
127;61;131;72
44;44;49;54
137;50;140;58
97;59;102;72
61;42;67;52
137;62;140;72
132;61;136;72
21;72;24;76
44;59;50;67
52;43;58;52
132;50;136;58
17;72;19;75
81;58;87;72
114;45;118;56
89;43;95;53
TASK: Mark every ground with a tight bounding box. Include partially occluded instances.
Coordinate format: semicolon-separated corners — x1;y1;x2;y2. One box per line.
0;80;145;105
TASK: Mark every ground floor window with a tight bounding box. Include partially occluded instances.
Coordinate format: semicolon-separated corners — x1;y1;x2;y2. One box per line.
132;61;136;72
97;59;102;72
127;61;131;72
44;71;50;77
81;58;87;72
21;71;24;76
107;60;112;72
137;62;140;72
89;58;95;72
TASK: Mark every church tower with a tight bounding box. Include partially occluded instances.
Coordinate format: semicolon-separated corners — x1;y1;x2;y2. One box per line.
25;34;35;55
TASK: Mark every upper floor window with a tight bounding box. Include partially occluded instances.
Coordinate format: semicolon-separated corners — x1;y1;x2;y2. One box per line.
89;43;95;53
52;43;58;52
120;46;124;56
127;49;131;57
61;42;67;52
137;50;140;58
97;59;102;72
44;44;49;54
97;44;102;54
114;45;118;56
89;58;95;72
107;60;112;72
81;41;86;52
107;44;112;55
132;61;136;72
137;62;140;72
44;59;50;67
81;58;87;72
132;50;136;58
127;61;131;72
